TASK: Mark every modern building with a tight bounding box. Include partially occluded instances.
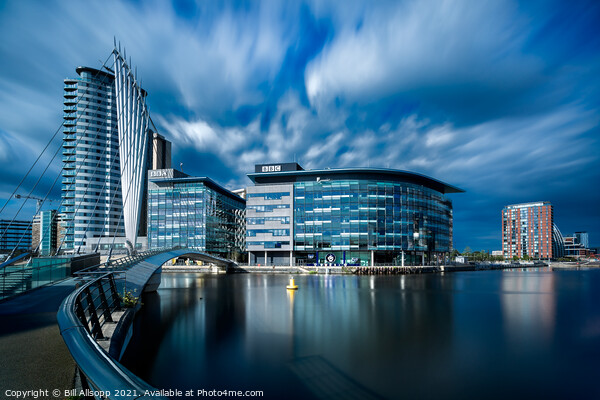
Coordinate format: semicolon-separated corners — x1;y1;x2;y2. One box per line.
0;219;32;254
575;232;589;249
564;232;590;258
147;169;246;260
246;163;463;266
502;201;557;259
61;66;170;253
31;210;68;256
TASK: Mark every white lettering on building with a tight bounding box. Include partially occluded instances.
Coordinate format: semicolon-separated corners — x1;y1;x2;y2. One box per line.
262;165;282;172
150;170;168;178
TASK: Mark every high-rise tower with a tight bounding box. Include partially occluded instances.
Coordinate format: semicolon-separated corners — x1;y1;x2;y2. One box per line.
62;67;122;251
502;201;554;259
61;62;171;253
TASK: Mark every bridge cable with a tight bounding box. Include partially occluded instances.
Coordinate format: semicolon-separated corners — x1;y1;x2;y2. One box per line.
3;55;118;256
0;52;114;219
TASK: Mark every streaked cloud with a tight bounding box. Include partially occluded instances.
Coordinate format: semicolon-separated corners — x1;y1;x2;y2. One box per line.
0;0;598;249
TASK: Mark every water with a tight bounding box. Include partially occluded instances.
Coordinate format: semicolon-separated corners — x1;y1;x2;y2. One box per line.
121;269;600;399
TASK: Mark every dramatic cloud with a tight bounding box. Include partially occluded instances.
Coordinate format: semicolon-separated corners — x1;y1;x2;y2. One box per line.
0;0;598;250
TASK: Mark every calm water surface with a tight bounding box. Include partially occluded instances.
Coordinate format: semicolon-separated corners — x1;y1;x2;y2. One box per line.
121;269;600;399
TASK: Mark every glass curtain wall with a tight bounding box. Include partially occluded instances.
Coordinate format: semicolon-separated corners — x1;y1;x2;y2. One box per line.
293;180;452;266
148;182;245;258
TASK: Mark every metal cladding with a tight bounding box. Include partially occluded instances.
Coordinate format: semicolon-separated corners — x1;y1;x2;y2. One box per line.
113;48;150;252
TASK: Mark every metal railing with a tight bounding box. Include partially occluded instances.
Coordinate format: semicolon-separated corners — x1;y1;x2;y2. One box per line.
74;246;183;277
58;272;167;399
73;273;121;339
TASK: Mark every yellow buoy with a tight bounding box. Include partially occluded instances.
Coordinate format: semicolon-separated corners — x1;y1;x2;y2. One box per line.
286;277;298;290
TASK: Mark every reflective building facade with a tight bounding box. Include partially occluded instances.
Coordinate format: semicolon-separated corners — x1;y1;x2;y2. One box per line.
0;220;32;253
247;163;463;266
147;169;245;259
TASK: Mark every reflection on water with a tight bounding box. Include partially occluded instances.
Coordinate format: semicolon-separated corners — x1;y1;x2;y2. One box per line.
121;270;600;400
501;270;556;345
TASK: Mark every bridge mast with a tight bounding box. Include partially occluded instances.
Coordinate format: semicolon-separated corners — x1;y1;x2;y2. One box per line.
113;45;150;254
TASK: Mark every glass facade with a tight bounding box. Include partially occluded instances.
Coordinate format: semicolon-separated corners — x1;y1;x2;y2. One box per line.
293;180;453;266
148;173;245;259
39;210;57;255
0;220;32;253
246;164;462;266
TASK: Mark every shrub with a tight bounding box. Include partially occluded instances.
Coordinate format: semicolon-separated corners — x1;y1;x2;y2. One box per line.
120;288;140;308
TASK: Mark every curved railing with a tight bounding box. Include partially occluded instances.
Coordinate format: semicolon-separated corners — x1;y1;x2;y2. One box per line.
74;246;183;277
58;246;238;399
58;274;168;399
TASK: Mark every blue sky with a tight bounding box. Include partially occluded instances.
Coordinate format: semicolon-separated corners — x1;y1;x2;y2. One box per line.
0;0;599;251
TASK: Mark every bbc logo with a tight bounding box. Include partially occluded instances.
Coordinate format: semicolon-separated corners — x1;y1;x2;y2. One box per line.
262;165;282;172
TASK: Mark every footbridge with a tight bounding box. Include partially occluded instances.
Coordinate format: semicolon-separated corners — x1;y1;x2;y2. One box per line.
58;246;237;400
0;45;241;399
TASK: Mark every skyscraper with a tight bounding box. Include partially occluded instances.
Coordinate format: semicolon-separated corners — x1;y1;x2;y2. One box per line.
62;67;120;251
61;66;170;253
31;210;68;255
502;201;554;259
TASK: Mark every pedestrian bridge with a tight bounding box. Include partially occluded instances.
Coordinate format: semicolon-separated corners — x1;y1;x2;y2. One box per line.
58;246;238;400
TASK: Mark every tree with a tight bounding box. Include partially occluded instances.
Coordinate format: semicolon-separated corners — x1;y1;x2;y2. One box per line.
463;246;472;255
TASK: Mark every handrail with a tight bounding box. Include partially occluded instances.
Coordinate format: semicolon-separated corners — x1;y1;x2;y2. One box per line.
74;246;182;276
58;272;167;399
57;246;238;399
0;252;31;269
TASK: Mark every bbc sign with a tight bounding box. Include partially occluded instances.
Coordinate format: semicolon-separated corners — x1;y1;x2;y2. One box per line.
262;165;282;172
149;170;169;178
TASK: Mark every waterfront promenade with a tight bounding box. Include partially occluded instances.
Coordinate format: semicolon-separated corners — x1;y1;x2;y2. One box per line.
0;279;77;398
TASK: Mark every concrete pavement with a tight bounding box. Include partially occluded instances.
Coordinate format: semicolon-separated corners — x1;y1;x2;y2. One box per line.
0;279;78;399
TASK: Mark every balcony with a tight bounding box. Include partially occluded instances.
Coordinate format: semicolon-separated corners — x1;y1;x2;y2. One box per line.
63;126;76;133
63;134;76;142
64;119;76;127
64;92;76;99
64;113;77;120
64;98;76;106
63;170;76;177
64;83;77;91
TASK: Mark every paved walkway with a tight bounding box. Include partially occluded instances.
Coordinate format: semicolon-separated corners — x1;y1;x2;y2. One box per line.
0;279;78;399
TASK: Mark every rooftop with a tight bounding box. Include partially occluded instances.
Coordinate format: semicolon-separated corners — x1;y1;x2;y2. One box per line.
248;166;464;194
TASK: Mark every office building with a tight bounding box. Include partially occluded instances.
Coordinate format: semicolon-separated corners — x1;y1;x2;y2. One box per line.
147;169;245;260
575;232;589;249
31;210;68;256
246;163;463;266
564;232;590;258
61;66;170;252
0;219;32;253
502;201;556;259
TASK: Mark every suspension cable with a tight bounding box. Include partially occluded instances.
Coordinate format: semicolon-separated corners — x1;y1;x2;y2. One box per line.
1;54;115;244
0;52;114;218
5;58;123;257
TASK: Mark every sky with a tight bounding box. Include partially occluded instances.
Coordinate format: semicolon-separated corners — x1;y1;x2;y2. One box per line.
0;0;599;251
